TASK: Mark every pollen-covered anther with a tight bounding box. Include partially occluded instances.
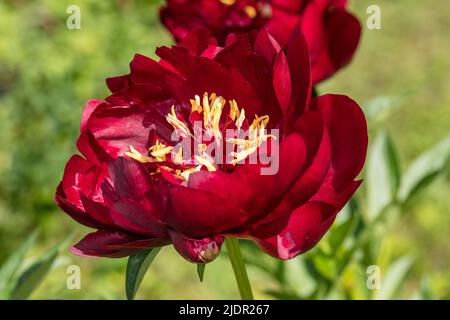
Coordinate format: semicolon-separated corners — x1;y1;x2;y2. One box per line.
149;140;173;161
166;105;191;138
244;5;257;18
219;0;236;6
125;140;173;164
227;114;275;165
124;145;153;164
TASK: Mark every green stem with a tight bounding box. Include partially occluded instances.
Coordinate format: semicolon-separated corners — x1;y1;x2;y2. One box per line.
225;238;254;300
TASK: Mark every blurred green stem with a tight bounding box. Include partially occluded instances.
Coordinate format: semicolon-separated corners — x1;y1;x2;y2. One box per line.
225;238;254;300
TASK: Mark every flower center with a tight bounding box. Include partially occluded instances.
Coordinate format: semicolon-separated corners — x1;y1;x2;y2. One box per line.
125;92;274;181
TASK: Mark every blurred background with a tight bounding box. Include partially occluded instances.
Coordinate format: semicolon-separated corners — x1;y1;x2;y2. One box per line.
0;0;449;299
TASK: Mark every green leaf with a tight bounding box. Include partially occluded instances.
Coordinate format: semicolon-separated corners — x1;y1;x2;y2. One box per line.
366;130;400;221
375;256;414;300
197;264;205;282
125;248;161;300
398;135;450;203
10;238;63;300
0;232;38;299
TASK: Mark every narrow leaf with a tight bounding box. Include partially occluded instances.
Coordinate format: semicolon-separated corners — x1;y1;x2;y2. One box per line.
0;231;38;298
398;135;450;203
10;249;59;300
197;264;205;282
366;130;400;221
126;248;161;300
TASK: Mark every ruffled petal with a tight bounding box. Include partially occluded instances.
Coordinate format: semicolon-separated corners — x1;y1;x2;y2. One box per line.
87;104;150;158
55;183;103;229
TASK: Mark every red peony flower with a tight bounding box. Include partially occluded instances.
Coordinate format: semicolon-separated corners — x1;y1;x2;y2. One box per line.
55;28;367;263
160;0;361;83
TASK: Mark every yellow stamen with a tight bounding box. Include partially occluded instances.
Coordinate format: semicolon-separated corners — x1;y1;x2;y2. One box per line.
194;155;217;172
244;5;257;18
128;92;273;181
229;99;240;121
149;139;173;162
235;107;246;130
124;145;153;164
166;105;191;137
174;147;183;164
198;143;207;153
220;0;236;5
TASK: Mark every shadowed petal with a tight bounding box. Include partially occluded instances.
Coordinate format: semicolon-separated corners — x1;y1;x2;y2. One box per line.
71;230;168;258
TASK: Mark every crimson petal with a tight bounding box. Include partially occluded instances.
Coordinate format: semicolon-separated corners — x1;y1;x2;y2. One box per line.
71;230;168;258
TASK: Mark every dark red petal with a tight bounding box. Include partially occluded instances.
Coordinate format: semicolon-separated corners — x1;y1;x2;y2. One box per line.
109;198;167;238
169;230;224;263
108;157;152;200
76;132;111;165
301;3;361;83
79;193;114;227
81;100;103;133
250;201;337;259
273;50;292;114
106;75;132;93
254;30;281;66
314;94;368;189
312;179;362;209
61;155;92;207
70;230;167;258
165;183;244;238
271;0;305;12
105;84;168;108
214;38;281;123
55;183;103;229
266;7;302;47
179;27;213;56
256;112;331;224
156;46;262;118
87;104;150;158
129;54;184;91
285;28;311;116
326;9;362;76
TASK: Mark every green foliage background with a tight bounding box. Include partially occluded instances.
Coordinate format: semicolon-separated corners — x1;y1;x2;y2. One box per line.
0;0;448;299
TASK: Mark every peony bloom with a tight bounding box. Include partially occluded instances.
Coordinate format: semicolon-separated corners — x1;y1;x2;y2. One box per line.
160;0;361;83
55;28;367;263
